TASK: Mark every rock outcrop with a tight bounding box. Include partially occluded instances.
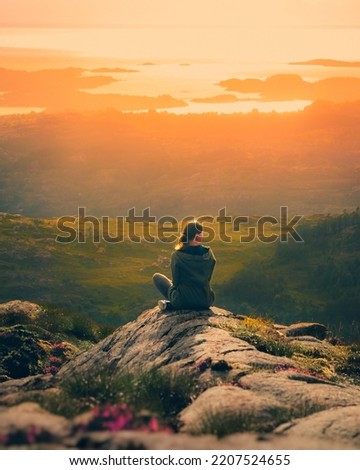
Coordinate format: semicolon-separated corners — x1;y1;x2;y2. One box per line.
283;322;328;340
0;402;71;444
0;304;359;449
0;300;81;382
0;300;44;321
275;405;360;447
59;307;295;383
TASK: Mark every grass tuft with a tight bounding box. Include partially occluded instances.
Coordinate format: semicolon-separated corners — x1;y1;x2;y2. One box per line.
218;316;358;382
32;365;197;425
188;399;326;438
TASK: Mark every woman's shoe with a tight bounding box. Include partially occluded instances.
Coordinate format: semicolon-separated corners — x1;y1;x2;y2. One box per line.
158;300;173;311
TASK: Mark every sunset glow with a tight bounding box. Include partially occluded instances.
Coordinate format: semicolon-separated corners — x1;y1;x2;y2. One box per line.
2;0;360;28
0;1;360;114
1;5;360;455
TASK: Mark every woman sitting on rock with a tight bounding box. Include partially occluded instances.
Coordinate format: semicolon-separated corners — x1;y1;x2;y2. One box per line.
153;221;216;311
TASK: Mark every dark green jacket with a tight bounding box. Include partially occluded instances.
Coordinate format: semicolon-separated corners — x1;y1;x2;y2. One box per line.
168;246;216;309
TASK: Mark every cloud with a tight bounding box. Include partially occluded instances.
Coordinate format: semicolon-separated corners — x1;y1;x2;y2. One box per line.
191;94;240;104
290;59;360;67
0;67;186;112
90;67;139;73
218;74;360;102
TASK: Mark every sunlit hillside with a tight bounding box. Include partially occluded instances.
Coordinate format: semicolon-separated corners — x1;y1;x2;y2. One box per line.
1;211;359;341
0;101;359;218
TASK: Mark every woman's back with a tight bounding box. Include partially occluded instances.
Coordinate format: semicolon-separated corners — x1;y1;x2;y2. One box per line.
152;220;216;311
169;245;216;309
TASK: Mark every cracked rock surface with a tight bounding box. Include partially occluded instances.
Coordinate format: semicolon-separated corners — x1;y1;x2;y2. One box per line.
59;307;295;383
275;405;360;447
1;304;359;449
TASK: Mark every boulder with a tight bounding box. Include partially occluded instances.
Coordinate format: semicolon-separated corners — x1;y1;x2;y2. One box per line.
0;300;43;322
70;430;355;450
0;375;56;406
284;322;328;340
59;307;295;385
0;402;71;445
238;371;360;410
179;385;288;434
180;370;360;437
0;326;48;380
275;405;360;447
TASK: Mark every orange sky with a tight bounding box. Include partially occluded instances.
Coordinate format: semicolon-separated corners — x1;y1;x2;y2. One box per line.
1;1;360;115
2;0;360;27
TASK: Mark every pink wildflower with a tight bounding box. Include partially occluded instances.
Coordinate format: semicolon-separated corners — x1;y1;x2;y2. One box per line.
50;356;62;364
148;417;160;432
26;426;39;444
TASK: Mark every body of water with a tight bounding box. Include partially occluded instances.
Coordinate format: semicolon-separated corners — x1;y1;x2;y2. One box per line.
1;26;360;114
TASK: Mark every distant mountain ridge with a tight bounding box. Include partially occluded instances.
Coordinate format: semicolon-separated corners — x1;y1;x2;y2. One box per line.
290;59;360;67
0;101;360;217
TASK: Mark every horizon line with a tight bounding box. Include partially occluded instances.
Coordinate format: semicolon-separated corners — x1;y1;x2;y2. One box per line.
1;22;360;30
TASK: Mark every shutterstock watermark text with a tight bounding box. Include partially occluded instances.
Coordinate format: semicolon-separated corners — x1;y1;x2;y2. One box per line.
55;207;304;244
